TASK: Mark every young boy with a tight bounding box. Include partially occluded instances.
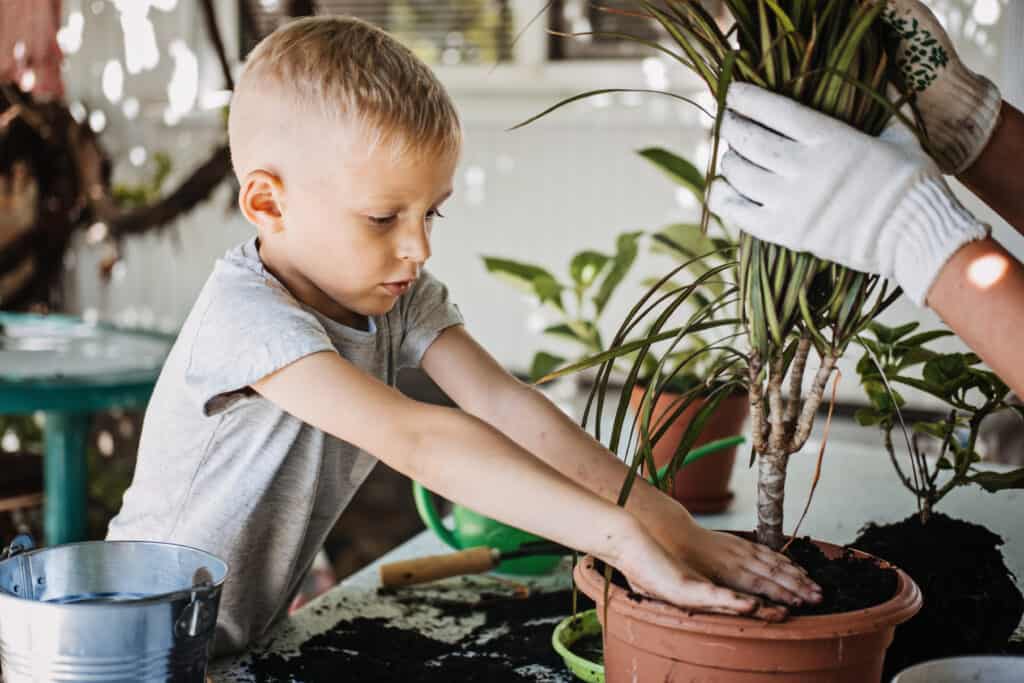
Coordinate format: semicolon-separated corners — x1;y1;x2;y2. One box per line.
107;16;820;655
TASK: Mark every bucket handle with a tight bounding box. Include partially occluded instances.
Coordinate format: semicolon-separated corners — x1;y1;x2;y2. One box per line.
174;567;218;639
0;534;35;561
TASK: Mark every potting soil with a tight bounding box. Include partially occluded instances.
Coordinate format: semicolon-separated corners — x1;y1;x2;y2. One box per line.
850;512;1024;681
244;588;594;682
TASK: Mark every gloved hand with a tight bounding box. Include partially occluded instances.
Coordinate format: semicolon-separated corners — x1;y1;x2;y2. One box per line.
883;0;1002;174
709;83;988;307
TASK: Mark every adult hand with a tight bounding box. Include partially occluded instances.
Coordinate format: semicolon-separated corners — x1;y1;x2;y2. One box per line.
882;0;1001;174
709;83;988;306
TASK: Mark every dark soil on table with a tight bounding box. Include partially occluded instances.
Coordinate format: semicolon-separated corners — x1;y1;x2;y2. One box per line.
246;588;595;682
597;535;899;616
850;512;1024;681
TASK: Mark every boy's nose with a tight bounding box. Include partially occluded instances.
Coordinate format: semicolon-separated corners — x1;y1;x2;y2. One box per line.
398;223;431;263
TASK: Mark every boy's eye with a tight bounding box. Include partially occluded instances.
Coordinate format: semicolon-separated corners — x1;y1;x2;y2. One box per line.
427;209;446;220
368;215;397;226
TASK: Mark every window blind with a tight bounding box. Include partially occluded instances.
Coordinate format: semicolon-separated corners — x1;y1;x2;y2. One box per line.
240;0;515;65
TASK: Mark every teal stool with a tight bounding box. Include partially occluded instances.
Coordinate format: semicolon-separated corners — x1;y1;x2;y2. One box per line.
0;312;172;545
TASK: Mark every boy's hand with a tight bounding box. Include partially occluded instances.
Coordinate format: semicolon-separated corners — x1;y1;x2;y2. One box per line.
658;523;823;608
618;532;789;622
882;0;1001;174
638;497;822;608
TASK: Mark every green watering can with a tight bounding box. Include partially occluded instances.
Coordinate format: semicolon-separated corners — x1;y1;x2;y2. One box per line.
411;435;744;576
412;482;562;575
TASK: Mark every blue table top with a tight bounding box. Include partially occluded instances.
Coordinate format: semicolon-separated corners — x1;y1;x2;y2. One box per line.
0;312;174;413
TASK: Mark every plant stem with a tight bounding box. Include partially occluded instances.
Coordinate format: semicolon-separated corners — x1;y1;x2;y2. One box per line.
784;332;812;436
789;353;838;451
756;450;788;550
768;354;786;453
749;353;768;455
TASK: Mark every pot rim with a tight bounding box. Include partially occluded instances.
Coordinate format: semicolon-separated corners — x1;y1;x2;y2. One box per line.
573;535;922;641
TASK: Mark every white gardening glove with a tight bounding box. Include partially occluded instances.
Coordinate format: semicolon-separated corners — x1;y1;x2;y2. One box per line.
882;0;1001;174
708;83;988;307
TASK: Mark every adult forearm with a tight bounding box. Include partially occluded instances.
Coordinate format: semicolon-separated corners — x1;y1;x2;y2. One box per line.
469;381;693;534
927;238;1024;396
958;102;1024;234
397;402;644;566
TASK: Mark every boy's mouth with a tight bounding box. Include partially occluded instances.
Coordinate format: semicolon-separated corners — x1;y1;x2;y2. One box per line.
381;279;414;297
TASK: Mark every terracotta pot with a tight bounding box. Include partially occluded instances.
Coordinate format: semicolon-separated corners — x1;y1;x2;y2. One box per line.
628;386;749;513
573;539;922;682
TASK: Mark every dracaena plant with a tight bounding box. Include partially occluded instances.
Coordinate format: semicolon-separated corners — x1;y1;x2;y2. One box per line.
518;0;923;550
856;322;1024;523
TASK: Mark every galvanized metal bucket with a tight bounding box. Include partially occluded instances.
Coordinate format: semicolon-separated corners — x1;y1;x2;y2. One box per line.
0;535;228;682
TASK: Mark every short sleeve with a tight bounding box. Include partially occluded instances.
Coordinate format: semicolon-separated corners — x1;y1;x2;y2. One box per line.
184;259;336;416
397;269;464;369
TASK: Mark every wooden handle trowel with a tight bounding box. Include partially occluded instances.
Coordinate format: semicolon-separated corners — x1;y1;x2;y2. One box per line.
379;541;569;588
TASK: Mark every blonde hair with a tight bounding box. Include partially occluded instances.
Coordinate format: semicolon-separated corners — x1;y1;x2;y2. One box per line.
229;15;461;175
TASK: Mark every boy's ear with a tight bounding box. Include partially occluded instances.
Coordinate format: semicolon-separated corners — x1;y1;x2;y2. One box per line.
238;169;286;235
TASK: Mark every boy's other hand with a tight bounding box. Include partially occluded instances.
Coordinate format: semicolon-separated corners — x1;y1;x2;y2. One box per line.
636;499;822;609
619;533;789;622
665;525;823;609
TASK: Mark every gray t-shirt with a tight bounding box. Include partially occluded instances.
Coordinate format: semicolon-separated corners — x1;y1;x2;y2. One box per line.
107;237;463;655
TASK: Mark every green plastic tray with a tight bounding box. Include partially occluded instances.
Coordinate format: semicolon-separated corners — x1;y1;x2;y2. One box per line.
552;609;605;683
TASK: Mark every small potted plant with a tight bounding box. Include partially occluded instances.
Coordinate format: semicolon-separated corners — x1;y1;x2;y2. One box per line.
851;322;1024;677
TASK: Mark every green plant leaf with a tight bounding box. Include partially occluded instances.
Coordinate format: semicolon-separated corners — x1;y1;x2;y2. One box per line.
898;330;953;348
864;379;903;411
855;407;884;426
637;147;705;202
482;257;556;294
532;274;566;313
543;323;584;344
593;232;641;315
570;250;611;289
529;352;566;383
912;421;954;440
889;321;920;342
509;88;712;131
923;354;970;396
896;346;938;371
653;223;716;258
967;468;1024;493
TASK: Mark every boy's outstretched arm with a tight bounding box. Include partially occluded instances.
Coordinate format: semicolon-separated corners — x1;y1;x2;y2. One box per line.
421;326;822;608
251;349;795;619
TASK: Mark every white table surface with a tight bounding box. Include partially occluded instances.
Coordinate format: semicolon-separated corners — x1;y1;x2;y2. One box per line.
209;422;1023;681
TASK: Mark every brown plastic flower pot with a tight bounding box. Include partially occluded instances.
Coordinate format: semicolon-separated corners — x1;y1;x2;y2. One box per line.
573;539;922;682
629;387;749;513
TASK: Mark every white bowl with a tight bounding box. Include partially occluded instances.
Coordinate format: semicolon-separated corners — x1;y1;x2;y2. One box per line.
893;655;1024;683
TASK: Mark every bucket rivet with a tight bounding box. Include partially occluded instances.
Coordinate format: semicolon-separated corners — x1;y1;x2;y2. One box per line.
36;577;44;585
11;584;18;593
